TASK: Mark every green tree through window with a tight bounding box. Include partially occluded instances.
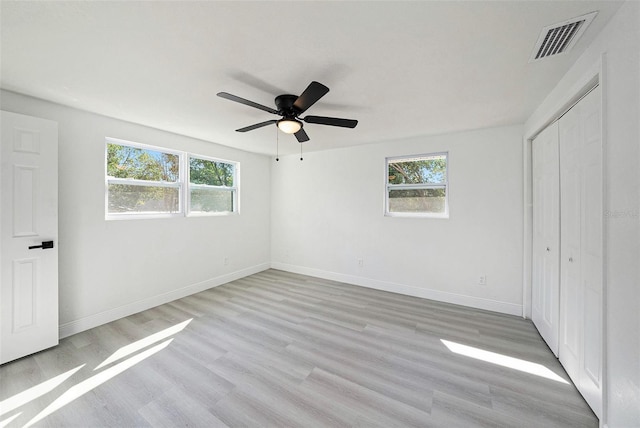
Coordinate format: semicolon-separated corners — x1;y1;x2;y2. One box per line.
388;156;446;185
189;158;233;186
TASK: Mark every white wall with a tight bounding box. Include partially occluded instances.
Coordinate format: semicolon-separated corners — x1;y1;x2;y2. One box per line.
271;125;524;315
524;1;640;426
1;90;272;337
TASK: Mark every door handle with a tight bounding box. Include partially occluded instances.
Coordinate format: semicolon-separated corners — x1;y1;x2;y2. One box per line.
28;241;54;250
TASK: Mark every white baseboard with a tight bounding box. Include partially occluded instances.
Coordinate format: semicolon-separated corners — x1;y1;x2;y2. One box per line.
58;263;270;339
270;262;523;316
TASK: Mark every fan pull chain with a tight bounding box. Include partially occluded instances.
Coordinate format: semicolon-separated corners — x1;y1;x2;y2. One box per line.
275;126;279;162
300;142;303;161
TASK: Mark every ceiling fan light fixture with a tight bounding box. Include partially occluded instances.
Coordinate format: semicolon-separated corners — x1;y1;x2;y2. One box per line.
277;118;302;134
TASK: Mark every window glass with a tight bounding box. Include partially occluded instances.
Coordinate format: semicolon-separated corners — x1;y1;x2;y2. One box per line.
107;144;179;182
388;188;446;214
190;188;234;213
108;184;180;213
189;158;234;187
388;155;446;185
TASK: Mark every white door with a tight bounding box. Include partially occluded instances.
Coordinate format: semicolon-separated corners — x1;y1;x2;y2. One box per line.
559;87;602;418
531;122;560;356
0;110;59;364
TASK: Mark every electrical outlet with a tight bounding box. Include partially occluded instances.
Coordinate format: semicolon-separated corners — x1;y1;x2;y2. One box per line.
479;275;487;286
358;258;364;268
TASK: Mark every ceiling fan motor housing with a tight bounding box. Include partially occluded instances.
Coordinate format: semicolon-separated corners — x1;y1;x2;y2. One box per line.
275;94;300;116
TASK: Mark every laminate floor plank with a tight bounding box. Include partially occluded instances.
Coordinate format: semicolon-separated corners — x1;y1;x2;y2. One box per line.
209;354;352;428
287;342;439;413
0;269;597;427
299;367;434;428
290;335;493;412
137;386;229;428
488;385;596;427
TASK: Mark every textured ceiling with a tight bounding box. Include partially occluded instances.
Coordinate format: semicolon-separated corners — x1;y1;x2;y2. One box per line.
0;1;623;155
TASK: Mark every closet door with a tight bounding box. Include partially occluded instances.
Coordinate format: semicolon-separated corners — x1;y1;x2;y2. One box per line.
531;122;560;356
559;86;602;417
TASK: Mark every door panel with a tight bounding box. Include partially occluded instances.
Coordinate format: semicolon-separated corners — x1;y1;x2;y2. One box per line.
531;121;560;356
1;110;59;364
558;87;602;418
13;259;38;331
559;96;583;385
560;114;581;380
13;165;39;236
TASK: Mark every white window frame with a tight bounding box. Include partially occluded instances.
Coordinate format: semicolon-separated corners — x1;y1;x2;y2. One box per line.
187;154;239;217
385;152;449;218
105;138;239;220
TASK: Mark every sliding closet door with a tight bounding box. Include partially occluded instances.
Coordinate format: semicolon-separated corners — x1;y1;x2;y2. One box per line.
531;122;560;356
559;86;602;418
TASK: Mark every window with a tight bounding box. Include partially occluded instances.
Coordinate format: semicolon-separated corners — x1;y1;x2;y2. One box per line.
106;141;182;217
385;153;448;217
105;138;239;219
188;156;237;214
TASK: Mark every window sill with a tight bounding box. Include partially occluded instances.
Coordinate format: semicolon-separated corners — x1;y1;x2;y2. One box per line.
187;211;239;217
384;212;449;219
106;212;183;221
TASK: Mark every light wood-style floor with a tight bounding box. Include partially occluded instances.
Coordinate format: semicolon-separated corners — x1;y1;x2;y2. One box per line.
1;269;596;427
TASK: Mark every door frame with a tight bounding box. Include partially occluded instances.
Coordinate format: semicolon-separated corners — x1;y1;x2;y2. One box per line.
521;55;607;423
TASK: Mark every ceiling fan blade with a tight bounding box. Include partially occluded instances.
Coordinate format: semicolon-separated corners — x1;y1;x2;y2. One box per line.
217;92;279;115
294;128;310;143
303;115;358;128
293;81;329;114
236;120;277;132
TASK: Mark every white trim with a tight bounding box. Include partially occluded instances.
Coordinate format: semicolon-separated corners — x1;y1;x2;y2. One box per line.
271;262;522;316
106;212;183;221
106;136;183;157
189;183;235;190
521;134;532;319
106;178;180;188
598;54;608;428
385;210;449;219
58;263;270;339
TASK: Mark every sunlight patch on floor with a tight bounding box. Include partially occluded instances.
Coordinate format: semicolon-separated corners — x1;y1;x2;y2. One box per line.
441;339;569;384
0;365;85;417
0;318;193;426
0;412;22;428
95;318;192;370
23;338;173;427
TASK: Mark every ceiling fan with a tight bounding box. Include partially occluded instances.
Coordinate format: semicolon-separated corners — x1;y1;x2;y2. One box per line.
217;81;358;143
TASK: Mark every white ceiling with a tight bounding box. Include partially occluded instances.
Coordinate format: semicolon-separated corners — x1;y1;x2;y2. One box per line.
0;1;623;156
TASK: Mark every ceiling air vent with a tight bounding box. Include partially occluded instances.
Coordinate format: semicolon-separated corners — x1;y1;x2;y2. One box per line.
529;11;598;62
